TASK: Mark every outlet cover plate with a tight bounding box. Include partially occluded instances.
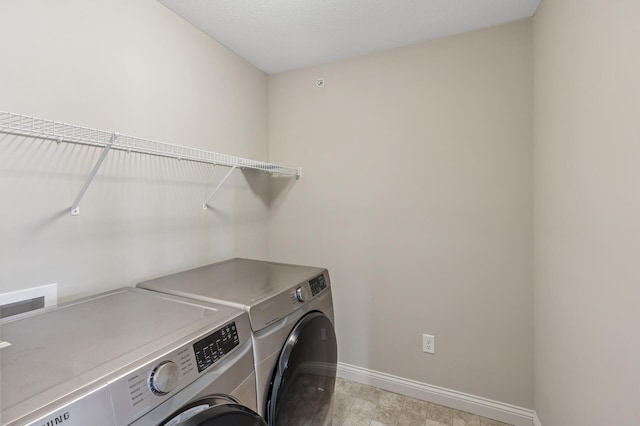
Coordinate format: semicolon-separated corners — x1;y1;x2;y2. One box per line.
422;334;435;354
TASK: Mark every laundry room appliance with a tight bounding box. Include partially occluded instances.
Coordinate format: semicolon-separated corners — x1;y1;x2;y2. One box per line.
0;287;267;426
138;258;337;426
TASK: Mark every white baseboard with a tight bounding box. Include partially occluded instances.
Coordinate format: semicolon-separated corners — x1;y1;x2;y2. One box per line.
337;362;535;426
533;412;542;426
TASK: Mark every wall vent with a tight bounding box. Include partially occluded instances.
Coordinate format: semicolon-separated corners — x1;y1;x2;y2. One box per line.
0;284;57;319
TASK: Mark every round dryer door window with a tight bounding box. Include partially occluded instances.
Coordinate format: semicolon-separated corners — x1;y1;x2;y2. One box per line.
160;396;266;426
267;311;338;426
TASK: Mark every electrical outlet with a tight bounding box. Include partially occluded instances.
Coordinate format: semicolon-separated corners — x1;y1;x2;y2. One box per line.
422;334;435;354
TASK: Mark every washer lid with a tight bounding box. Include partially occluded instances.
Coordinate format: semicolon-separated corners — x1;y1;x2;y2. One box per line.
0;287;245;424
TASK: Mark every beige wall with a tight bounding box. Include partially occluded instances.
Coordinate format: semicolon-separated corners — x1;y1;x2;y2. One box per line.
533;1;640;424
0;0;269;302
9;2;637;419
268;21;534;408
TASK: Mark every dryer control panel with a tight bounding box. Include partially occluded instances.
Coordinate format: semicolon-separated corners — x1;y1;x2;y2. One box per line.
247;271;331;331
309;274;328;296
289;272;328;306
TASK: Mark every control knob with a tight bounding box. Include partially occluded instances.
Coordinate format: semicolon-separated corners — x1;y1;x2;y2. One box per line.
295;287;306;303
149;361;180;395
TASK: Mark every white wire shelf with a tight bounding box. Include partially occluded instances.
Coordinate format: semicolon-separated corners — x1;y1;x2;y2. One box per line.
0;111;301;215
0;111;301;176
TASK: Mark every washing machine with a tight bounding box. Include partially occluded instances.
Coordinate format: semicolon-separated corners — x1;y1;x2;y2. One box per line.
0;287;267;426
138;258;337;426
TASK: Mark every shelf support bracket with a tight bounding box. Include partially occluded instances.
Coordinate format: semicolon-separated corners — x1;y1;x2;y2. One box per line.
203;165;238;210
70;133;117;216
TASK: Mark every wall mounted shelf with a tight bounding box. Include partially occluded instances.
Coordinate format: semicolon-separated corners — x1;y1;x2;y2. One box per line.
0;111;301;215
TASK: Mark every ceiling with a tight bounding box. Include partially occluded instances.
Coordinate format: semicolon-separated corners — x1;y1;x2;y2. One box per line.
157;0;540;75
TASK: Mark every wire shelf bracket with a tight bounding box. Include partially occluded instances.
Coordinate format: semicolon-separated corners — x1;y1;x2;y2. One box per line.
203;165;237;210
0;111;302;215
70;132;117;216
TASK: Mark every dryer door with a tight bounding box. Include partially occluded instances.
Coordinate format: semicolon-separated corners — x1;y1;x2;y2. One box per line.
266;311;337;426
160;396;266;426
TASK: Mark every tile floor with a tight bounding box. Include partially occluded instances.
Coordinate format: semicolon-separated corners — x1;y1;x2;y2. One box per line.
333;378;512;426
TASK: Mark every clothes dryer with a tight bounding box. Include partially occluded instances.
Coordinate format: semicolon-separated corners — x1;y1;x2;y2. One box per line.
138;258;337;426
0;287;266;426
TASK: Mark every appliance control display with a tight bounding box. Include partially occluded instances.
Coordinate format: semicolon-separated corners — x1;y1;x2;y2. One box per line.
193;322;239;372
148;360;180;395
309;274;327;296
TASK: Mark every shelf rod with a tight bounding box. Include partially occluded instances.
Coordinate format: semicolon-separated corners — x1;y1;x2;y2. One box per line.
70;133;117;216
203;165;238;210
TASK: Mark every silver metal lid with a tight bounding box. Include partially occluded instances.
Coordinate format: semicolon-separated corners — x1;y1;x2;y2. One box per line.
0;287;245;424
137;258;330;331
139;259;325;306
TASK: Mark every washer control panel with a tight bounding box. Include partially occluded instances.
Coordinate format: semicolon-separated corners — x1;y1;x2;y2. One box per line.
193;322;239;372
149;360;180;395
123;345;196;418
108;318;248;426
